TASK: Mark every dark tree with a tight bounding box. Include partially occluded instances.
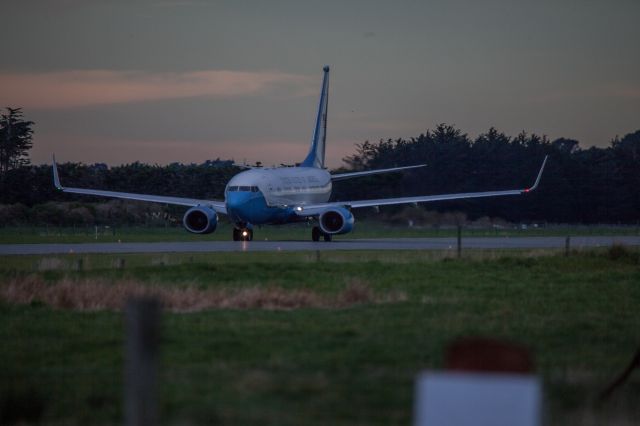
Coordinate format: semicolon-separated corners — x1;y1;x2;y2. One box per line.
0;108;34;174
336;125;640;224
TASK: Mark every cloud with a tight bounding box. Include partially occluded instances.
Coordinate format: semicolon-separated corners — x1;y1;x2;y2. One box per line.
32;133;354;168
0;69;311;109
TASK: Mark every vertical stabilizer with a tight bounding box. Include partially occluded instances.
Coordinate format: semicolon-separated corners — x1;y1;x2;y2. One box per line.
301;66;330;168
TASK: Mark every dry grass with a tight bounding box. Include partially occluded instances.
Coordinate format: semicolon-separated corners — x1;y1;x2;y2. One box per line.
0;276;406;312
36;257;67;271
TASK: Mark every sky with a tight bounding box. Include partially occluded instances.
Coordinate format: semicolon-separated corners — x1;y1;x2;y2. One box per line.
1;0;639;168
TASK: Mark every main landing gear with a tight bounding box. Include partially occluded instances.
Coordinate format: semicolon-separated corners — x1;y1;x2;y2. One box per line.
233;227;253;241
311;226;332;242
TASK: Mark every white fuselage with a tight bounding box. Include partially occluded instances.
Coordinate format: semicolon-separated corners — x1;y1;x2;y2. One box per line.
226;167;332;207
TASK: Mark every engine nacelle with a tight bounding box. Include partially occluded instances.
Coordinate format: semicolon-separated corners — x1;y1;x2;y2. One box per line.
183;205;218;234
319;207;355;235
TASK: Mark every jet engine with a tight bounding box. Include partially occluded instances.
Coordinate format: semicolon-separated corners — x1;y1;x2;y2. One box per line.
183;206;218;234
318;207;354;235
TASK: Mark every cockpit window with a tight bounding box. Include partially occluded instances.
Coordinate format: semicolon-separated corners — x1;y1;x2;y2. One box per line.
227;185;260;192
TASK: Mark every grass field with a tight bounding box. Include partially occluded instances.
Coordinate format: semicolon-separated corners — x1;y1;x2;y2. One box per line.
1;221;639;244
1;248;639;425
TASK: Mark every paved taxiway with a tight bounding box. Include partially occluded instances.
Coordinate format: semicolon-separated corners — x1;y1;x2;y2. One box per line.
1;236;639;255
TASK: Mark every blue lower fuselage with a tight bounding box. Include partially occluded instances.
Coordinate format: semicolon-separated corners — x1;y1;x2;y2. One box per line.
226;190;299;225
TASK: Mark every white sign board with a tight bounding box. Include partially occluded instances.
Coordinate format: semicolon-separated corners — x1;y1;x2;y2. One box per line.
414;371;541;426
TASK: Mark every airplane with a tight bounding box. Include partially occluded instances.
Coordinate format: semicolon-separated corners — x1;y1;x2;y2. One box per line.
52;65;548;242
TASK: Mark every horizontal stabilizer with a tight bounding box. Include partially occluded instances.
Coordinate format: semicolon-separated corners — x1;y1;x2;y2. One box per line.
331;164;426;181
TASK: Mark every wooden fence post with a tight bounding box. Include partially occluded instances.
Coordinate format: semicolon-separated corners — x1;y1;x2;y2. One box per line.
125;298;160;426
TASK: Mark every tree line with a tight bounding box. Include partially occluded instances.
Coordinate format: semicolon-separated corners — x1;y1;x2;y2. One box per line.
0;107;638;225
333;124;640;224
0;161;237;226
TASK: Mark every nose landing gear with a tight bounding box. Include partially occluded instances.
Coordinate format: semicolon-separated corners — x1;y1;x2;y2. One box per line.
233;227;253;241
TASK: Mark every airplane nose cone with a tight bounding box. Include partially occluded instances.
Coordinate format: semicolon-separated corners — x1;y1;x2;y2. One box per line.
226;189;273;225
226;192;252;210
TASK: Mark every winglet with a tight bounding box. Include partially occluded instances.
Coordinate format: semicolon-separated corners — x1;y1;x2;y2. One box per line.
52;154;64;190
523;155;548;193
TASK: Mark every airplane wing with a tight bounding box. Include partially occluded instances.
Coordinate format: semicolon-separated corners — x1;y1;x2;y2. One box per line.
294;156;547;216
331;164;426;181
52;156;227;214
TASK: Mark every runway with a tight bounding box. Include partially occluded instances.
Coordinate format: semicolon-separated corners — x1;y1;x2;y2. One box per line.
1;236;639;255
